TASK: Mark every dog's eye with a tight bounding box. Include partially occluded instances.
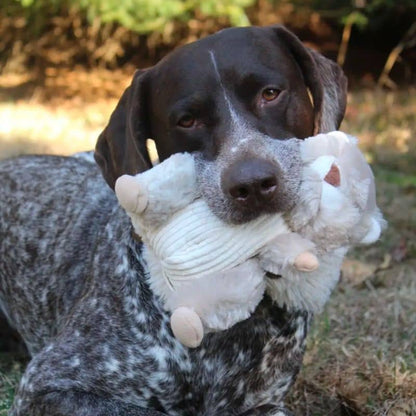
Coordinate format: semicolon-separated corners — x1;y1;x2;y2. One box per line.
177;115;196;128
262;88;280;102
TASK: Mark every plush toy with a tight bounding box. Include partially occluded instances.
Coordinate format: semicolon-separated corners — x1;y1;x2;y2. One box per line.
263;131;385;312
115;131;385;348
115;153;317;347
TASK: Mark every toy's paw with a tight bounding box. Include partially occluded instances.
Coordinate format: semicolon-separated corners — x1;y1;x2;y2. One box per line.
115;175;148;214
170;307;204;348
294;251;319;272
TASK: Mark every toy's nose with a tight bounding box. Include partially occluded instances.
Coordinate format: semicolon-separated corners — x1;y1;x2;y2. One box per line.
221;158;280;209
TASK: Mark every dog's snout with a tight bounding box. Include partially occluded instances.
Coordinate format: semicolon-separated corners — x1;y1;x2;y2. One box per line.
222;159;279;207
228;174;278;202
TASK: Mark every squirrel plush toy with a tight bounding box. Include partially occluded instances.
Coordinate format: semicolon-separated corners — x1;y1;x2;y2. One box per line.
115;131;385;348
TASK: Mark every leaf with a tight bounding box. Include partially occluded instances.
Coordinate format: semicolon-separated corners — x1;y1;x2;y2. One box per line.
342;10;369;28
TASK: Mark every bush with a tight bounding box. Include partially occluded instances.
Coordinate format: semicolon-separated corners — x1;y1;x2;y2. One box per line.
0;0;254;70
1;0;415;73
6;0;253;34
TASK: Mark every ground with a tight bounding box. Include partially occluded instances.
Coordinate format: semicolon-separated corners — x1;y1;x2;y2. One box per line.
0;70;415;416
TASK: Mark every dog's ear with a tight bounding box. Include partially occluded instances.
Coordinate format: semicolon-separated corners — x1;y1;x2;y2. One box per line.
272;25;348;134
94;69;153;189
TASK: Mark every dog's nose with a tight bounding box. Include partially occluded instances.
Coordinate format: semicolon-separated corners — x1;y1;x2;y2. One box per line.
222;159;279;206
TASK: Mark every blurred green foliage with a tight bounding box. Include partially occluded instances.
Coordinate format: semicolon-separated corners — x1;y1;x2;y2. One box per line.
4;0;415;36
81;0;253;31
1;0;415;70
4;0;253;33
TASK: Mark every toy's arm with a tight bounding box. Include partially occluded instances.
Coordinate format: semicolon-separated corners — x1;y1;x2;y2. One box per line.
259;233;318;276
115;153;198;230
265;247;347;313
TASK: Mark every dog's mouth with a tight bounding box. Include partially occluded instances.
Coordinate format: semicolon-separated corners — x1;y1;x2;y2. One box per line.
194;137;303;225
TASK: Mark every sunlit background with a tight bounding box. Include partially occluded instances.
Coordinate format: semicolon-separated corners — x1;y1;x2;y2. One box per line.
0;1;415;414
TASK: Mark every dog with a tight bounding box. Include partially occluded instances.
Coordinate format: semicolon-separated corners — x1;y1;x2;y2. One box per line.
0;25;347;415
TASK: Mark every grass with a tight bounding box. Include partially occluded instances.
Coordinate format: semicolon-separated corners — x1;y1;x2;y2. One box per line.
0;70;415;415
0;356;26;414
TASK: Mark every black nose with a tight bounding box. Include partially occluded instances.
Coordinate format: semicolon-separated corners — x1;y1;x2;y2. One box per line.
222;159;279;207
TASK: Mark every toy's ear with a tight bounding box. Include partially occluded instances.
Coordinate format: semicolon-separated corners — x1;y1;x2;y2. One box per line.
324;164;341;187
95;69;153;189
272;25;348;134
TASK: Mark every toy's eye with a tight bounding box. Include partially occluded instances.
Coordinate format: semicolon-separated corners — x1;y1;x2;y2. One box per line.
177;115;196;128
261;88;280;102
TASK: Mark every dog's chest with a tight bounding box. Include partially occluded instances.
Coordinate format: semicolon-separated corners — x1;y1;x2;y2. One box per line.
36;244;310;416
14;238;309;416
110;293;309;415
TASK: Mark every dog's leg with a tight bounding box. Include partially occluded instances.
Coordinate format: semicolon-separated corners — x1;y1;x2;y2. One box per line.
10;391;167;416
238;404;294;416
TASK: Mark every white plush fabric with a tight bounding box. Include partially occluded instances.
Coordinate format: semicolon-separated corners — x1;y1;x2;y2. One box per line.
116;153;198;230
144;200;289;284
146;247;265;332
290;131;385;251
266;247;348;313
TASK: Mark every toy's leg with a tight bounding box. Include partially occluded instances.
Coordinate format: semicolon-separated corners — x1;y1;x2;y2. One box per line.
115;175;148;214
170;307;204;348
294;251;319;272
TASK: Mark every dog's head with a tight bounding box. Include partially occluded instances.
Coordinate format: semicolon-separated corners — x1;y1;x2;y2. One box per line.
95;25;347;224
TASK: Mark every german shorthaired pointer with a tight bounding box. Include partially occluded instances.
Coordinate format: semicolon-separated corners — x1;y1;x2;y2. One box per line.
0;25;347;415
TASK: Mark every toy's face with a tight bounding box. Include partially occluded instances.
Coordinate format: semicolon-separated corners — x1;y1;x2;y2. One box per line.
289;132;384;247
96;26;347;224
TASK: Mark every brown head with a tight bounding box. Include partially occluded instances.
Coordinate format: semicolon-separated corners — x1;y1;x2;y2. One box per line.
95;25;347;223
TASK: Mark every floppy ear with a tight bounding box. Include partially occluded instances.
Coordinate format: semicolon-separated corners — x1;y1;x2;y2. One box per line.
272;25;348;134
94;69;153;189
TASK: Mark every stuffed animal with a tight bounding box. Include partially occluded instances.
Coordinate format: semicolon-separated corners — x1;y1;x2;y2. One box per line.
115;131;385;348
115;153;317;347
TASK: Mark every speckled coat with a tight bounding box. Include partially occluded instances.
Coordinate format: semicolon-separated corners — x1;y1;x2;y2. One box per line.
0;155;308;416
